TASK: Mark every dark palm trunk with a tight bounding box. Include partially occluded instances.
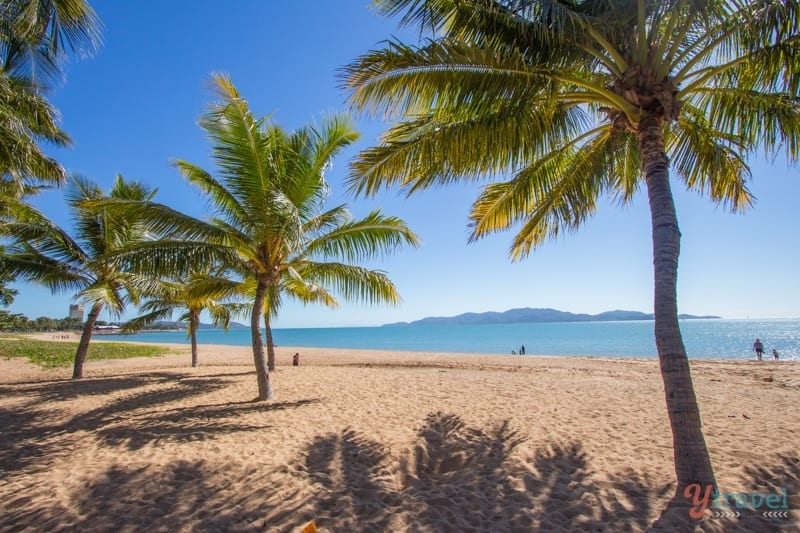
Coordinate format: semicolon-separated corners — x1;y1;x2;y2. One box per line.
189;311;200;368
638;114;717;495
251;279;274;400
265;313;276;371
72;302;102;379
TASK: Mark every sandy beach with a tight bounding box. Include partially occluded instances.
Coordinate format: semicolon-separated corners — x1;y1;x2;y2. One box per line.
1;338;798;531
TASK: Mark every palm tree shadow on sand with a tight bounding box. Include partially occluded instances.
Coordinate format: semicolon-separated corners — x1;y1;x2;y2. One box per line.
297;412;672;531
2;408;796;531
0;372;320;476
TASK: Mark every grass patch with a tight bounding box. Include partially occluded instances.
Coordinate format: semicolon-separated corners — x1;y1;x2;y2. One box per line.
0;337;168;368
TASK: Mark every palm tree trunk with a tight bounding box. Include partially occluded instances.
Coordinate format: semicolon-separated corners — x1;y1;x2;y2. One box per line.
72;302;102;379
265;313;276;371
189;310;200;368
638;114;717;495
251;279;275;400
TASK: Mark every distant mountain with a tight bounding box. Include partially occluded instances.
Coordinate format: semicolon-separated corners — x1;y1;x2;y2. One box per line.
383;308;719;326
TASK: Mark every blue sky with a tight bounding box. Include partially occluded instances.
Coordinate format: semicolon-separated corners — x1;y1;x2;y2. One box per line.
11;1;800;327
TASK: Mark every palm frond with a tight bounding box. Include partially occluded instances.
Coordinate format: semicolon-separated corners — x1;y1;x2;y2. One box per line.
174;160;249;228
298;262;401;306
106;240;238;279
470;126;624;259
348;98;590;197
0;246;90;292
669;106;754;212
303;210;420;262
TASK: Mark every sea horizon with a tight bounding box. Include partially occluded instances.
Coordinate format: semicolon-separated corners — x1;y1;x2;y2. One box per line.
100;317;800;361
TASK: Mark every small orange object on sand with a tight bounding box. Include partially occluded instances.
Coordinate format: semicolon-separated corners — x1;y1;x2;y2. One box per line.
302;521;316;533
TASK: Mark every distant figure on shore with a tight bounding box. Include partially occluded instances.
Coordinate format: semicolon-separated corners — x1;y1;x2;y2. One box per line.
292;352;300;366
511;350;517;355
772;349;779;361
753;338;764;360
520;345;526;355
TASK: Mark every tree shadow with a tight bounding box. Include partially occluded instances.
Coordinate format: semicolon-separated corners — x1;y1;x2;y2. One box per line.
1;460;274;531
730;453;800;532
0;372;181;407
0;374;229;476
2;410;797;531
0;374;319;475
0;370;255;407
296;412;670;531
97;398;322;450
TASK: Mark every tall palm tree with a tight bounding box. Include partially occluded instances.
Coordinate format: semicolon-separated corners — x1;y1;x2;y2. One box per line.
0;174;160;378
123;271;247;368
343;0;799;495
103;74;419;400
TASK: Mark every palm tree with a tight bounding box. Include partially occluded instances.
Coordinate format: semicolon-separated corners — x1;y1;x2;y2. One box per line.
105;74;419;400
177;74;419;399
343;0;799;495
0;174;161;378
123;271;246;368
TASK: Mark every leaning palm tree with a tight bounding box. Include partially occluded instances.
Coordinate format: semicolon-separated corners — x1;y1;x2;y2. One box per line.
0;174;160;378
123;271;247;368
102;74;419;400
343;0;799;495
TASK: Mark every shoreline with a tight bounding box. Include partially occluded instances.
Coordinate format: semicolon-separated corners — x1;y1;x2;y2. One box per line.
15;331;796;365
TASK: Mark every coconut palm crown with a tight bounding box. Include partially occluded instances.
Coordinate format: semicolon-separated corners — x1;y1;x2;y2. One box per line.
343;0;799;496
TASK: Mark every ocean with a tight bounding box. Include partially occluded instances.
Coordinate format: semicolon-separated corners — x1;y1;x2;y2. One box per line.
100;318;800;361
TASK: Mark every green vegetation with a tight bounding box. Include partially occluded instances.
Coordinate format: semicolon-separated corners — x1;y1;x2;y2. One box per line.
0;337;165;368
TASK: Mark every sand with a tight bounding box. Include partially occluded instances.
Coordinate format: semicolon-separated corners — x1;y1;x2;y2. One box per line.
1;337;798;532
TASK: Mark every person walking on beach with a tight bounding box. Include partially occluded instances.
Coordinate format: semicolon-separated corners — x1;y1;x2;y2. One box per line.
753;338;764;360
772;349;779;361
520;345;526;355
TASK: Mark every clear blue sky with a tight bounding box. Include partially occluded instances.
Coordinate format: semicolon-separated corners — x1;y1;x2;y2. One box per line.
11;1;800;327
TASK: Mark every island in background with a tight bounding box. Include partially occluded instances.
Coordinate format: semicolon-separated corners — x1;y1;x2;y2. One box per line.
383;308;720;327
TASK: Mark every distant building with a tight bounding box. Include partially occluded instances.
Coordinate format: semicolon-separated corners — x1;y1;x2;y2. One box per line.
68;304;84;321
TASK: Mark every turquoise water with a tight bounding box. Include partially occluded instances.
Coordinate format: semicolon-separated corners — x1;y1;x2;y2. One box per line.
101;318;800;360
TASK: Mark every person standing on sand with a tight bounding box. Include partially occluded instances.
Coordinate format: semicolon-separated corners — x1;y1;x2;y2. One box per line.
520;345;526;355
753;338;764;360
772;349;779;361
